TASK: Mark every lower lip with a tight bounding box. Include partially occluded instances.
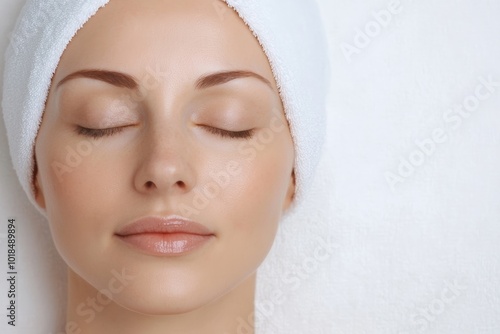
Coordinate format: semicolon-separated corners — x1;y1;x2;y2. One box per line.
117;233;214;256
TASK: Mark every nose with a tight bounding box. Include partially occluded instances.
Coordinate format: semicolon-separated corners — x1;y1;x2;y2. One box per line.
133;125;196;196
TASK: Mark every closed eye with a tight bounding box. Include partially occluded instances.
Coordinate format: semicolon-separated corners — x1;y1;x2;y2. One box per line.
203;126;255;139
76;126;127;139
76;125;254;140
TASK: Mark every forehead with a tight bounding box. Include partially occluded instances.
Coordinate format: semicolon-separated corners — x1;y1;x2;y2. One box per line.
54;0;275;86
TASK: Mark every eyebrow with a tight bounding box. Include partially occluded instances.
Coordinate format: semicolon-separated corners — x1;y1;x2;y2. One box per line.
195;70;272;90
56;69;273;91
56;69;138;89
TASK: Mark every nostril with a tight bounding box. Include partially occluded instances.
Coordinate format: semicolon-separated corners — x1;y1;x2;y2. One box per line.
176;180;186;188
145;181;155;189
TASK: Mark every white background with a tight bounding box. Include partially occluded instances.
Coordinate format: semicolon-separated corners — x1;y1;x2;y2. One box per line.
1;0;500;333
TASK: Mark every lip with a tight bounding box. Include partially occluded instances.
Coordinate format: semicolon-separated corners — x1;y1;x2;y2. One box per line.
115;215;215;256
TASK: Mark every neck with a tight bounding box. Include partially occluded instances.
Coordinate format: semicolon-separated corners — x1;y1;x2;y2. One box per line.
65;269;256;334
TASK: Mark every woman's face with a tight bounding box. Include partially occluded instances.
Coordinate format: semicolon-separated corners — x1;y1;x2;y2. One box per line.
34;0;295;314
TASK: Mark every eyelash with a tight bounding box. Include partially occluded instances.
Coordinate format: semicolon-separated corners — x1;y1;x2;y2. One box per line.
76;125;254;140
203;126;255;139
76;126;125;139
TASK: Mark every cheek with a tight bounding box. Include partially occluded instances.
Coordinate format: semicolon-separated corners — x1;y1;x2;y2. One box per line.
235;135;293;218
41;142;107;210
209;133;294;255
36;135;123;256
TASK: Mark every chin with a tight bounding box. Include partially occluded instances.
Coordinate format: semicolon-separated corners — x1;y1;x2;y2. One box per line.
111;282;224;316
93;264;225;315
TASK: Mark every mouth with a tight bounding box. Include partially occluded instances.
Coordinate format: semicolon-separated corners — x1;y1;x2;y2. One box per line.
115;215;215;256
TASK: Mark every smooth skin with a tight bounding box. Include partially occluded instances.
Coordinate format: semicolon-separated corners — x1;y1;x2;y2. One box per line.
34;0;295;333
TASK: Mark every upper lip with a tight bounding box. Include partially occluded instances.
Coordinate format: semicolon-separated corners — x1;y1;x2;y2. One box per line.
115;215;214;236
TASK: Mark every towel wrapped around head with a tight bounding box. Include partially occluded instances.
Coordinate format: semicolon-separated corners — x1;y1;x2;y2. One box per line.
2;0;330;215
